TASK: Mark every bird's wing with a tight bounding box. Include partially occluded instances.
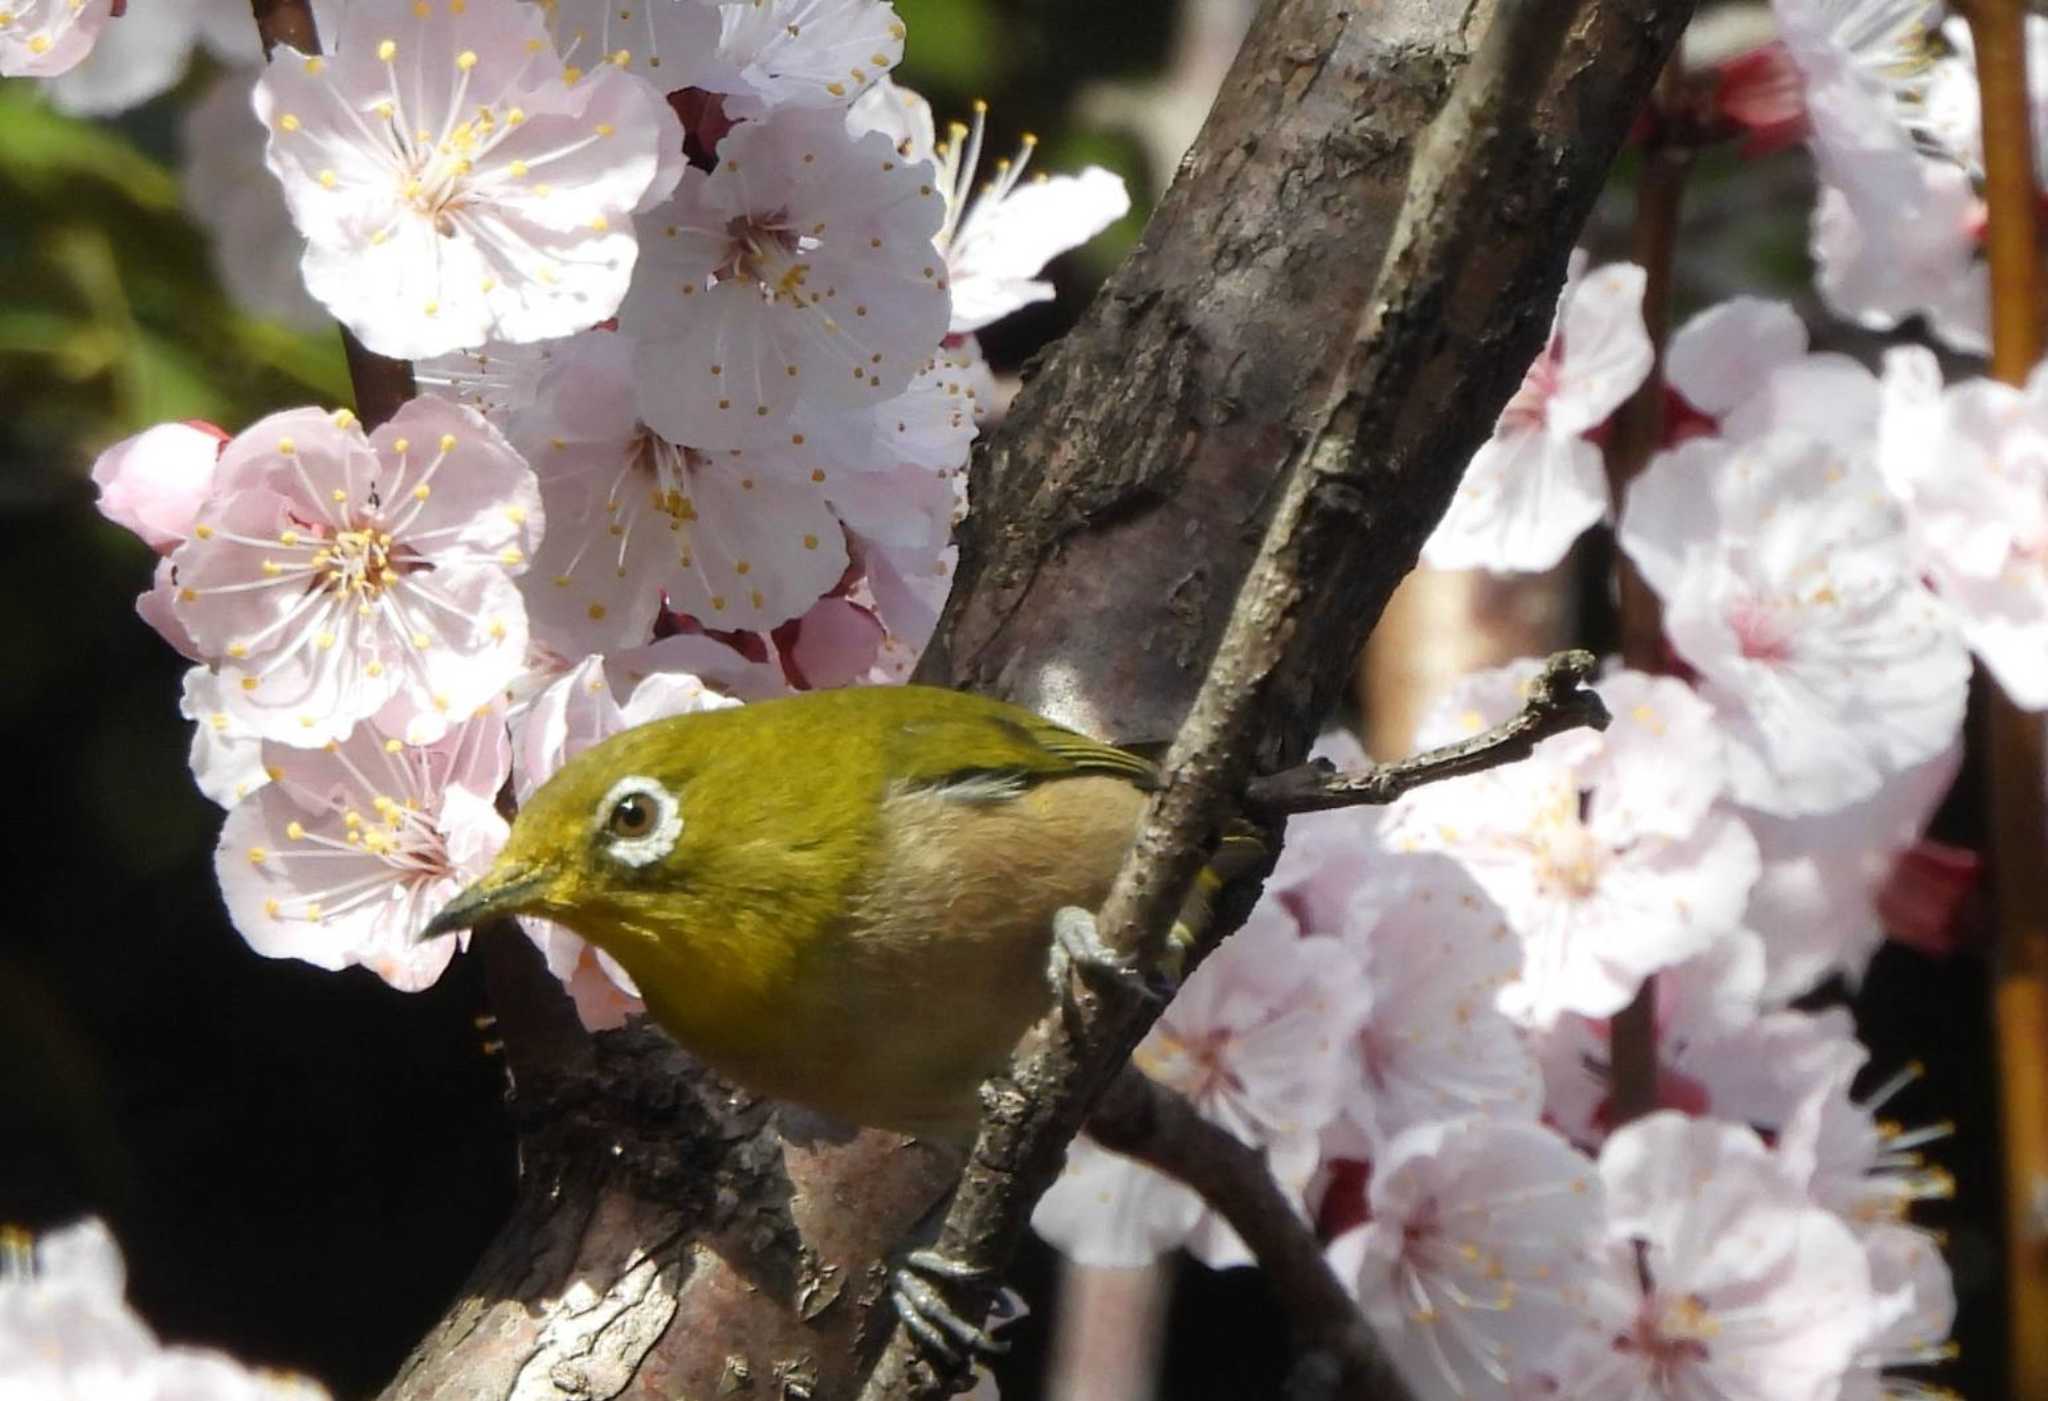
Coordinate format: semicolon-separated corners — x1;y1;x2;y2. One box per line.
891;703;1159;795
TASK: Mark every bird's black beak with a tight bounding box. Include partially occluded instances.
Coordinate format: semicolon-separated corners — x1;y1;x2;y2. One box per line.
418;863;552;942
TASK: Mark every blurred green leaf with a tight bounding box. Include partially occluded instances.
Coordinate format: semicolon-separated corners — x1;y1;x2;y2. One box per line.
897;0;1005;91
0;88;349;473
0;83;179;209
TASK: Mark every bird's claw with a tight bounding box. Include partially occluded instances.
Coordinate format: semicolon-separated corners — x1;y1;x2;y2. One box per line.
1045;906;1170;1006
891;1249;1012;1371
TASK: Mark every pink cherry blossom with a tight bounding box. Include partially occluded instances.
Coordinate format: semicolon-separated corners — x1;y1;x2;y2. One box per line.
1843;1224;1956;1401
1810;164;1988;358
414;340;561;427
1773;0;1934;171
511;330;852;647
0;1218;330;1400
215;710;511;991
1331;854;1543;1153
255;0;683;359
1664;296;1880;447
1326;1117;1603;1398
775;595;886;688
138;558;203;661
92;421;228;554
1422;260;1651;573
850;78;1131;334
0;0;112;77
1878;346;2048;710
181;667;270;808
621;105;950;447
1744;744;1961;1000
1383;664;1760;1026
171;398;541;746
1548;1112;1876;1401
1620;430;1969;817
1031;903;1370;1268
1780;1063;1956;1235
1259;731;1410;947
1533;935;1867;1151
701;0;906;114
1761;0;1991;356
541;0;720;91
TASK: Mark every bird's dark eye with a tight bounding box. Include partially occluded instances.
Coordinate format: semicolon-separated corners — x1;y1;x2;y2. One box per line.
609;793;657;838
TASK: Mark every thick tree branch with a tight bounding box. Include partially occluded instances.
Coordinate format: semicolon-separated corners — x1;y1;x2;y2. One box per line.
1245;648;1608;816
867;2;1693;1396
1084;1069;1393;1399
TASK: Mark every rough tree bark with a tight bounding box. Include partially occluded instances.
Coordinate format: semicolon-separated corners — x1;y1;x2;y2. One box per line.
380;0;1691;1396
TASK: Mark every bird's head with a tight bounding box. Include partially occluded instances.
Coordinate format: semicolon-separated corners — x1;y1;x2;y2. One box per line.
418;715;722;942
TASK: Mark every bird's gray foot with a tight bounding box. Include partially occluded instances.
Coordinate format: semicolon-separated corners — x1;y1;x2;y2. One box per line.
890;1248;1013;1370
1045;905;1171;1005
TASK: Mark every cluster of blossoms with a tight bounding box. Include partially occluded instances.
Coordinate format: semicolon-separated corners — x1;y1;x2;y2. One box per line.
25;0;2006;1393
78;0;1129;997
1044;0;2020;1394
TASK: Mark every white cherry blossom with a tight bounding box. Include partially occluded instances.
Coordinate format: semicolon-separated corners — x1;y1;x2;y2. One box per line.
0;1218;330;1400
415;339;561;426
1331;854;1542;1154
0;0;112;77
1780;1062;1956;1236
1533;936;1866;1151
181;667;271;808
91;420;228;554
1765;0;1990;355
1547;1112;1876;1401
1810;164;1988;358
1032;902;1369;1269
1619;430;1969;816
215;710;511;990
255;0;684;358
622;105;950;447
511;330;852;647
850;77;1131;334
1327;1117;1603;1399
1422;260;1651;573
700;0;905;114
183;72;328;332
170;399;542;746
1665;296;1881;448
1844;1224;1957;1401
540;0;721;90
1382;664;1760;1026
1744;744;1961;1000
41;0;257;116
1878;346;2048;709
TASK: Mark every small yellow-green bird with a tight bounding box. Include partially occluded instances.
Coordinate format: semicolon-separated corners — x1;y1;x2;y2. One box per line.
421;684;1233;1145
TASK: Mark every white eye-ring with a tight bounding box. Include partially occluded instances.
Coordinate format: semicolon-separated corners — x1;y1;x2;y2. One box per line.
596;775;683;868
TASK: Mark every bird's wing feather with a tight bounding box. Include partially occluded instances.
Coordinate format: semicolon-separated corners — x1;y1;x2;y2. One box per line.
889;704;1158;795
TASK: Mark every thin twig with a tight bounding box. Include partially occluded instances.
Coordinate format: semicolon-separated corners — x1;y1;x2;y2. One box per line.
1085;1068;1397;1397
247;0;419;429
857;0;1693;1395
1965;0;2048;1391
1247;649;1607;816
1597;57;1693;1130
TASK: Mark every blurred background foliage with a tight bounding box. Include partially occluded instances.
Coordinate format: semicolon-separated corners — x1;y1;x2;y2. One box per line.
0;1;2005;1397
